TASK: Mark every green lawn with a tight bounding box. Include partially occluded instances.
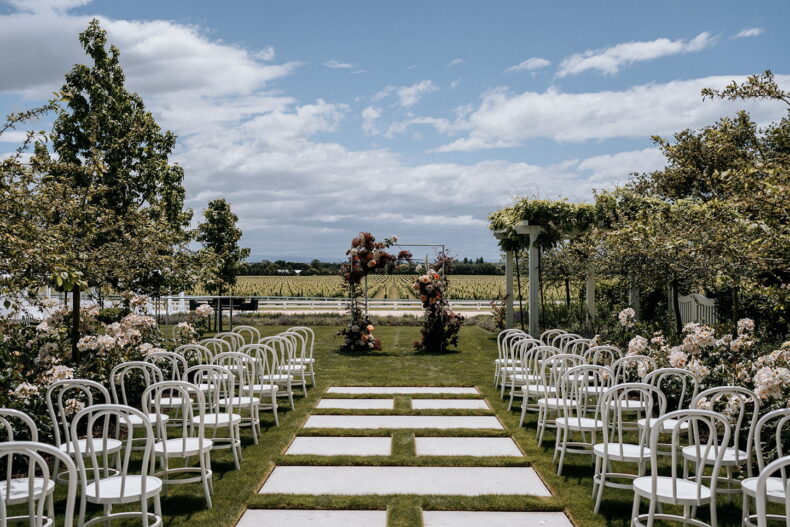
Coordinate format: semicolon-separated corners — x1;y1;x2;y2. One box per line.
59;325;748;526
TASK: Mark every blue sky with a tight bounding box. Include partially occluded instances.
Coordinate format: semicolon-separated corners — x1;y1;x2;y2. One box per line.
1;0;788;261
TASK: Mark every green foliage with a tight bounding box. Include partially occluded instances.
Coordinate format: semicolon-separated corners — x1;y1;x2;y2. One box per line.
197;198;251;294
489;199;597;250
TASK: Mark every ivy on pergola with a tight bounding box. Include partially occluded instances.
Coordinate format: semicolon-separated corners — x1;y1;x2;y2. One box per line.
488;199;597;335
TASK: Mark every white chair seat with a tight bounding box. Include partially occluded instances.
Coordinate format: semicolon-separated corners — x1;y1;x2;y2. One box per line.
633;476;711;505
522;384;557;395
637;417;688;432
59;438;123;456
495;358;519;365
250;383;279;392
155;396;184;407
279;364;306;373
741;476;787;502
195;413;242;427
609;399;648;410
85;476;162;504
537;397;575;409
681;445;748;466
219;396;260;406
511;374;540;383
501;366;526;374
154;438;213;457
579;385;608;395
265;374;293;383
593;442;651;462
555;416;604;431
124;413;169;426
289;358;315;365
0;478;55;503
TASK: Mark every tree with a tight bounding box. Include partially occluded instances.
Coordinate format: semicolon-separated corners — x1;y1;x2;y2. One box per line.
197;199;250;296
40;19;192;360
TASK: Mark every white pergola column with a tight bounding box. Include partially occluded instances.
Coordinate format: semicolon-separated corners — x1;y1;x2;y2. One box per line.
514;222;544;337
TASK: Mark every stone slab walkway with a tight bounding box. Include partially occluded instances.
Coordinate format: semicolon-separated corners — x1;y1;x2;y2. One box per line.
303;414;504;429
411;399;490;410
316;398;394;409
327;386;479;395
237;509;388;526
285;436;392;456
422;511;574;527
259;465;550;496
414;437;523;457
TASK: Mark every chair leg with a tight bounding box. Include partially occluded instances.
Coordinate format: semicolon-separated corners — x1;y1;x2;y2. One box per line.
201;452;213;508
140;500;148;527
154;494;162;519
630;494;640;527
519;397;528;428
272;394;280;426
594;458;606;513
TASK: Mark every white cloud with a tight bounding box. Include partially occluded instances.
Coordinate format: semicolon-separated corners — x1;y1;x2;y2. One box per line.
558;32;716;77
0;11;300;98
361;106;381;135
323;59;354;69
733;27;764;39
432;76;789;151
6;0;90;14
505;57;551;73
374;80;439;108
448;58;463;67
576;148;665;183
255;45;276;61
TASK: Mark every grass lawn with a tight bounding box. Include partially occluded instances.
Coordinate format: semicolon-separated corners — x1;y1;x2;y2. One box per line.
48;325;749;526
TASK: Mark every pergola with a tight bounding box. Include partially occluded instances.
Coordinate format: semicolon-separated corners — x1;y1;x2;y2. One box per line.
489;200;599;336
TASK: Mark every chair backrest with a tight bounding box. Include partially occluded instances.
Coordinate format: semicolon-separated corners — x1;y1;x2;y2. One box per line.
240;343;277;385
279;331;307;363
0;408;38;442
110;361;164;407
215;332;244;351
692;386;760;475
200;338;233;356
46;379;110;449
213;351;257;391
506;336;541;368
755;454;790;527
564;338;591;355
612;355;656;383
143;381;207;458
497;329;526;359
70;405;155;499
234;325;261;344
0;441;77;527
642;368;699;412
537;353;585;396
552;333;582;350
175;344;213;365
287;327;315;360
145;351;188;382
584;345;623;366
646;410;732;505
184;364;235;415
540;328;566;343
521;345;560;383
558;365;613;420
752;408;790;473
600;382;666;455
260;335;294;368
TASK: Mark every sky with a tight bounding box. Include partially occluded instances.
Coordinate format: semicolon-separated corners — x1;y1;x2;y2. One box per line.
0;0;788;262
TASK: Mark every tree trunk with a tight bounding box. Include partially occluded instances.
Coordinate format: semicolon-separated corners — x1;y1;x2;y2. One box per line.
671;280;682;335
71;287;81;363
732;287;739;325
565;277;571;310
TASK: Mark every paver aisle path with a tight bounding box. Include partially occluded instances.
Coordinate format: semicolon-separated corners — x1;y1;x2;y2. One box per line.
238;386;574;527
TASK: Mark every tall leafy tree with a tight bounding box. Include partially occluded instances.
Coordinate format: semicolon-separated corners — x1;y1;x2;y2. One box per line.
40;19;193;360
197;199;250;296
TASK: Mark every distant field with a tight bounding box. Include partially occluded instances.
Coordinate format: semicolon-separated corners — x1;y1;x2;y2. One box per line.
192;275;506;300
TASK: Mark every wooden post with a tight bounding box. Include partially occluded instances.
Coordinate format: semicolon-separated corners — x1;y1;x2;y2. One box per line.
528;236;540;337
585;269;596;329
505;250;514;328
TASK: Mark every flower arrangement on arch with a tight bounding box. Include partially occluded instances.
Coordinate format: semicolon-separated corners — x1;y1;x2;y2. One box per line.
412;263;464;353
337;232;411;351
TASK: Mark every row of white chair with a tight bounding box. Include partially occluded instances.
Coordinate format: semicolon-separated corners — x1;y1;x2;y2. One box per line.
496;328;789;527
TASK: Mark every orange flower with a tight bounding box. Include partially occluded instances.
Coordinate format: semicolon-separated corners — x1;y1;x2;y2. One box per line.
367;260;377;267
420;295;427;302
367;324;375;332
361;335;369;342
433;273;440;279
429;297;437;304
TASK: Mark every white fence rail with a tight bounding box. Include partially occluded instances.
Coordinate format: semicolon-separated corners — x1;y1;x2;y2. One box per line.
677;293;717;325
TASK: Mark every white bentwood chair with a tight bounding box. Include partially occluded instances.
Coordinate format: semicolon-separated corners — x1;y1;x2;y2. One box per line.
0;441;78;527
631;409;732;527
71;404;162;527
